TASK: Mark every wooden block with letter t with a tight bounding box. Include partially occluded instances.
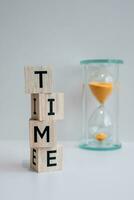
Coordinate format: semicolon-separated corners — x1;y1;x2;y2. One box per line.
30;145;63;172
31;93;64;121
29;119;57;148
24;65;53;93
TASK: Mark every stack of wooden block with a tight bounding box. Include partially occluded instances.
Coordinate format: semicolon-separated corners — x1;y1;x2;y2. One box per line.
24;65;64;172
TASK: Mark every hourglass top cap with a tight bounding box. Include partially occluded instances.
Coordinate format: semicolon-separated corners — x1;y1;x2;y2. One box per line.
80;59;123;65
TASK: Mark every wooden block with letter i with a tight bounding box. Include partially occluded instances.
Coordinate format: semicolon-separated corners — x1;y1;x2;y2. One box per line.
24;65;53;93
30;145;63;172
31;93;64;121
29;119;56;148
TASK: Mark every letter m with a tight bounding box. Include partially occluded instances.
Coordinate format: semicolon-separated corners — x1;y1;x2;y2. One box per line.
34;126;50;143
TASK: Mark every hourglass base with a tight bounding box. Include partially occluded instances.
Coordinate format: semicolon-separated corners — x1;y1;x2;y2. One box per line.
79;142;121;151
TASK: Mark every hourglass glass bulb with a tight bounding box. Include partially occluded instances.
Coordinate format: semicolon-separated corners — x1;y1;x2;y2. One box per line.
89;69;113;104
88;68;113;145
89;82;113;104
88;105;112;143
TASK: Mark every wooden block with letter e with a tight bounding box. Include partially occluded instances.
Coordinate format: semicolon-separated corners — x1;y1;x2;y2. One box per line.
29;119;56;148
31;93;64;121
30;145;63;172
24;65;53;93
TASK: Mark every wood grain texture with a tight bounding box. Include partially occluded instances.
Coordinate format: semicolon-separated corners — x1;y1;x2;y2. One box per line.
29;119;56;148
31;93;64;121
24;65;53;93
30;145;63;173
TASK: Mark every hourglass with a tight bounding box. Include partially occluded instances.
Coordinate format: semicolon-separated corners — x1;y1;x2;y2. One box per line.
88;69;113;148
79;59;123;151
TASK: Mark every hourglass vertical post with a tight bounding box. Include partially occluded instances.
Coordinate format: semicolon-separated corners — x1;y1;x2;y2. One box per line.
82;65;88;144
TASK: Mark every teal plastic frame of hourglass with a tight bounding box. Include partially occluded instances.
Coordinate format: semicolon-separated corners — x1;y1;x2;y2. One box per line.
79;59;123;151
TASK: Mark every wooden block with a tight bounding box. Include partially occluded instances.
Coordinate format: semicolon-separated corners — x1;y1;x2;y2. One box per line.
31;93;64;121
29;119;56;148
24;65;53;93
30;145;63;172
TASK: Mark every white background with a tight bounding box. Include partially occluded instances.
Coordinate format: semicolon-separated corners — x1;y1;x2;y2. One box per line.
0;0;134;141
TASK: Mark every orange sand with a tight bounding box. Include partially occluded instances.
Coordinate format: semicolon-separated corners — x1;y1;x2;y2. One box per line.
95;133;108;141
89;82;113;104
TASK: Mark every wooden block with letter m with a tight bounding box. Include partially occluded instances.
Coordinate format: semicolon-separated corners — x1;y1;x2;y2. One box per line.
29;119;56;148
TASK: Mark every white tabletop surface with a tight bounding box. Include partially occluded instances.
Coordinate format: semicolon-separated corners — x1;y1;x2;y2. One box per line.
0;140;134;200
